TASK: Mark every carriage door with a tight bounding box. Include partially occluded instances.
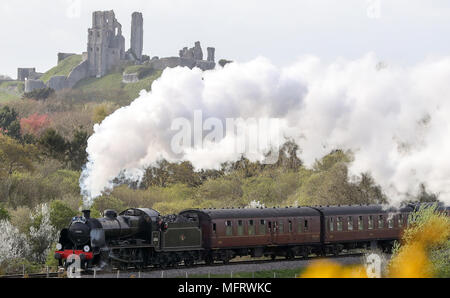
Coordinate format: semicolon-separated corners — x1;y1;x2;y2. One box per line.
274;219;286;244
268;220;274;244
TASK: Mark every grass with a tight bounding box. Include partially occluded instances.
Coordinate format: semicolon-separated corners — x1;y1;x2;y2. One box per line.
74;69;162;102
40;55;83;83
124;65;146;74
178;267;306;279
0;81;24;103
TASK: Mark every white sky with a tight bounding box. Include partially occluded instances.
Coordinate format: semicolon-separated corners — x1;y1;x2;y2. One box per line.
1;0;450;79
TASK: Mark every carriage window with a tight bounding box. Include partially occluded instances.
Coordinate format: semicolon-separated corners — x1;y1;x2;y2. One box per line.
348;217;353;231
378;215;384;229
268;221;272;233
289;220;293;233
298;218;303;233
388;217;393;229
329;217;334;232
304;220;309;232
337;217;343;231
213;223;217;234
279;221;284;233
259;220;266;235
398;214;403;227
248;220;255;235
358;216;364;230
226;220;233;236
368;216;374;230
238;220;244;236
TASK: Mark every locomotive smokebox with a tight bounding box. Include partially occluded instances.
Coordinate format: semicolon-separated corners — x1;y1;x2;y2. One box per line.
82;210;91;219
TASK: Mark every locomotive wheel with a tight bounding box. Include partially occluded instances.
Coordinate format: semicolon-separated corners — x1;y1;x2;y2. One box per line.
205;255;214;265
184;258;194;267
301;250;309;259
286;251;294;260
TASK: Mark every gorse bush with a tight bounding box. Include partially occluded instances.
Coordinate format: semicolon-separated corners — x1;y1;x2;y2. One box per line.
389;203;450;277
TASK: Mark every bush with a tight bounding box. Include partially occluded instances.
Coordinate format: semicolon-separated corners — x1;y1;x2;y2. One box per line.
23;88;55;100
389;204;450;277
28;204;58;263
49;200;77;231
0;205;10;221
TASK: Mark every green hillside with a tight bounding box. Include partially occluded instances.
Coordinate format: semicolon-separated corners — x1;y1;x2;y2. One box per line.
0;81;24;103
40;55;83;83
74;68;162;102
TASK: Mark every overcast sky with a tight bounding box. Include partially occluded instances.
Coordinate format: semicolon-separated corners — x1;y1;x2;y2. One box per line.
1;0;450;79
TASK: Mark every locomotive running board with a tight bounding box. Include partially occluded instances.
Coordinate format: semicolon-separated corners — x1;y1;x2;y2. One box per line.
108;253;143;264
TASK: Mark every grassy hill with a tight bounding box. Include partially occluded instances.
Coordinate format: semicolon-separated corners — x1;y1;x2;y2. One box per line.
74;68;162;102
0;81;24;103
39;55;83;83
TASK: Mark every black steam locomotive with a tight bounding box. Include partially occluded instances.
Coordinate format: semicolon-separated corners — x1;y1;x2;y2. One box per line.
55;208;203;269
55;204;449;270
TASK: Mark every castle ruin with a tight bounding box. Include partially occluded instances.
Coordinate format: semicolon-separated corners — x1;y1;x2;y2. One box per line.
21;10;217;93
129;12;144;61
87;10;127;78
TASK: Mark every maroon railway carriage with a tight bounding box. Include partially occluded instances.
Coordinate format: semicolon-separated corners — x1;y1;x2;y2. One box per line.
315;205;414;255
180;204;421;262
180;207;323;262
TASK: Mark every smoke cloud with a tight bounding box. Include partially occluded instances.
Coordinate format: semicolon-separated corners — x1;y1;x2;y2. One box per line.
80;54;450;207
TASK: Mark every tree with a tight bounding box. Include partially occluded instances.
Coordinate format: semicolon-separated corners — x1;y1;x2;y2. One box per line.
0;135;36;177
28;204;57;263
0;106;21;140
22;87;55;100
20;113;50;137
67;129;88;170
49;200;77;231
0;206;9;221
38;129;67;161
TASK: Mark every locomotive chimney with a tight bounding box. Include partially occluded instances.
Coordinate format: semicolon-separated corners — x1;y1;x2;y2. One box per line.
82;210;91;219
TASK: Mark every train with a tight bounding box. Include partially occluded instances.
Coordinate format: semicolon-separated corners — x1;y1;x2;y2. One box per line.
54;203;449;270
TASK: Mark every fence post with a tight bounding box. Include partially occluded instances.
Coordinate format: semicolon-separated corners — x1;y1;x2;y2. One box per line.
186;272;188;278
46;266;49;278
117;270;120;278
231;271;233;278
161;271;164;278
22;264;25;277
94;269;97;279
138;271;141;279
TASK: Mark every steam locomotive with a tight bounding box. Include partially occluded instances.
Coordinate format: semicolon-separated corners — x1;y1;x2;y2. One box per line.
55;204;449;270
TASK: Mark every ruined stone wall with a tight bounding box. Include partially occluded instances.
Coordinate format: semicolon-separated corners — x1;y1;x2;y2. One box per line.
17;68;40;81
66;60;89;88
57;53;76;64
24;80;46;93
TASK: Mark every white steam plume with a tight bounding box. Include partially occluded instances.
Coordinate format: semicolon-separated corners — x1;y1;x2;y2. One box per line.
80;54;450;207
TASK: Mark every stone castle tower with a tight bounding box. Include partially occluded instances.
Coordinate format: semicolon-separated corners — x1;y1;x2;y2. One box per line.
87;10;126;78
130;12;144;61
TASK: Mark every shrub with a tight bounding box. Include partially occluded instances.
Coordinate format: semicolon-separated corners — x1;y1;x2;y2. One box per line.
49;200;77;231
20;113;50;137
23;88;55;100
